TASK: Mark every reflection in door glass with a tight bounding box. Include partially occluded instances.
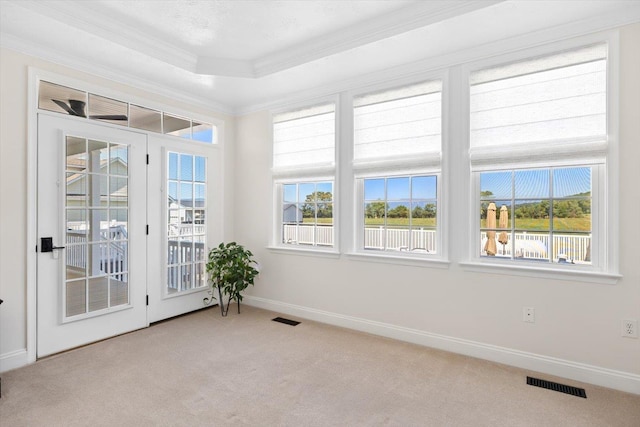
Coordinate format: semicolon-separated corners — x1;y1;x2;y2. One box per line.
64;136;130;318
167;152;207;294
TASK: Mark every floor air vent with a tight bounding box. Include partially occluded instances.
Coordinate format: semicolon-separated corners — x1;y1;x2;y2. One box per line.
527;376;587;398
272;317;300;326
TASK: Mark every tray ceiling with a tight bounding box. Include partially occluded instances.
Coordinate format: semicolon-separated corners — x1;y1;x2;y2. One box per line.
1;0;639;113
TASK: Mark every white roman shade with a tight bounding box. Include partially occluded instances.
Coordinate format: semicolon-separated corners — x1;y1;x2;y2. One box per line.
469;43;608;170
353;80;442;175
272;103;335;178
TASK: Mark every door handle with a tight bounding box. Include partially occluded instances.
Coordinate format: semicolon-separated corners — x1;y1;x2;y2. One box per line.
41;237;65;253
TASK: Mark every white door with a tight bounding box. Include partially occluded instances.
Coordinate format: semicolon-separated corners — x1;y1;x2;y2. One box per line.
147;135;222;323
37;114;148;357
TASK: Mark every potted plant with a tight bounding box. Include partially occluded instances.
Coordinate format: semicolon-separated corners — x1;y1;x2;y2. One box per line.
203;242;259;316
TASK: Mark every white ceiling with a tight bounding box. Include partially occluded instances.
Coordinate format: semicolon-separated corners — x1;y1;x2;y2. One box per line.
1;0;639;114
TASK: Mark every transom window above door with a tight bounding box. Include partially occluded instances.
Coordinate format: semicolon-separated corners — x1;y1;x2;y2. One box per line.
38;80;215;143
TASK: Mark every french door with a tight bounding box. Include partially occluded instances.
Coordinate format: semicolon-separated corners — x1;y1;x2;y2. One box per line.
37;114;147;357
146;135;222;323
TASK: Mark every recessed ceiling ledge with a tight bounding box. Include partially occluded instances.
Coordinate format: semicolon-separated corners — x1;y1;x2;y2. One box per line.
195;56;257;78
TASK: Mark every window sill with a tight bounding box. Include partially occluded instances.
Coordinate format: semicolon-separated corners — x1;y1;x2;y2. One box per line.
346;251;450;269
267;245;341;259
459;260;621;285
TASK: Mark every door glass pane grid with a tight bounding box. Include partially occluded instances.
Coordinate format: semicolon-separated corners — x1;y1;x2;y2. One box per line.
64;135;130;319
167;152;207;294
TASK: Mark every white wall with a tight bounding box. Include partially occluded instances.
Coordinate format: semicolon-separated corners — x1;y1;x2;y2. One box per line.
0;47;236;370
235;24;640;393
1;22;638;394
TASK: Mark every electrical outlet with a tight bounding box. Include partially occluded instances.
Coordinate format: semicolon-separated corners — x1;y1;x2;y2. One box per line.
622;319;638;338
523;307;535;323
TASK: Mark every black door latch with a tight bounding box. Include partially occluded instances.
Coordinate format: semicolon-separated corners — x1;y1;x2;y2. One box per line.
41;237;65;253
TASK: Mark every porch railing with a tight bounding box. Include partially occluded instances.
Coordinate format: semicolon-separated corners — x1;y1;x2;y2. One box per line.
283;224;591;262
65;225;128;280
167;240;207;290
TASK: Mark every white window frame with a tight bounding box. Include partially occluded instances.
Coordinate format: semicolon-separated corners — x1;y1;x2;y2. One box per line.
269;97;340;256
346;74;450;268
354;172;443;259
460;32;621;284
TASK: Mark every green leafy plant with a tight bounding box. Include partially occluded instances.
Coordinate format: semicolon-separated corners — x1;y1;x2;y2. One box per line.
204;242;259;316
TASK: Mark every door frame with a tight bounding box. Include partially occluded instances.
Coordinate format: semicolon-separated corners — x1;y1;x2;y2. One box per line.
26;68;225;364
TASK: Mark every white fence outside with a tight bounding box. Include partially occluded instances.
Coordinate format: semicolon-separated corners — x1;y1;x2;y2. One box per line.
482;231;591;262
283;224;591;262
66;225;128;279
66;223;207;290
167;240;206;290
169;223;206;237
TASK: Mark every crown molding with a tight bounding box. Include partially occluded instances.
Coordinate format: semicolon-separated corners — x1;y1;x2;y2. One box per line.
8;0;503;79
14;0;198;72
235;5;640;116
195;1;503;78
0;32;234;116
250;0;504;78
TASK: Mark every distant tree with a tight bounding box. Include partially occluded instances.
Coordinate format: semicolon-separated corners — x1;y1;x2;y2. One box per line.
553;200;585;218
301;191;333;219
577;198;591;215
412;203;436;218
424;203;436;218
317;202;333;219
515;200;549;219
388;205;409;218
365;201;387;219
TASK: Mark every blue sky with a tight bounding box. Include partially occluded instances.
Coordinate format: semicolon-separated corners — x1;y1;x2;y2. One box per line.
193;128;214;143
364;176;437;201
480;167;591;199
168;153;207;202
284;182;333;203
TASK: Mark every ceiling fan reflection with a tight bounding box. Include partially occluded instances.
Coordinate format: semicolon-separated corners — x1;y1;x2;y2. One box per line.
52;99;128;121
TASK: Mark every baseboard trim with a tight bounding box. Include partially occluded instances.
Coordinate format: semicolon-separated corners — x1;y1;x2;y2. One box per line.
244;296;640;395
0;349;28;373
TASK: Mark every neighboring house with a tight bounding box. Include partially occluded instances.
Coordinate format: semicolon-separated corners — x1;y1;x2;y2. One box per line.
167;196;206;226
283;203;302;223
65;157;129;224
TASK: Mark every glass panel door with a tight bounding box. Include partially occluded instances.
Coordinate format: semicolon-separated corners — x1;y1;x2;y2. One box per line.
37;114;147;358
64;136;131;319
146;135;222;324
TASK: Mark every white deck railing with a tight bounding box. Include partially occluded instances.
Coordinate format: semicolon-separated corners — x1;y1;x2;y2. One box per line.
283;224;591;262
66;225;128;279
167;240;207;290
67;222;207;290
482;231;591;262
168;223;206;237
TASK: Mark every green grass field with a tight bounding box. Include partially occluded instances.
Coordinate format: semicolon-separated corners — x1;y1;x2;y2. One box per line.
364;218;436;227
480;216;590;231
302;218;436;227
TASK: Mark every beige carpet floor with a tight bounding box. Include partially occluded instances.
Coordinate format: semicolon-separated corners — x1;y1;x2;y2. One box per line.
1;305;639;426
